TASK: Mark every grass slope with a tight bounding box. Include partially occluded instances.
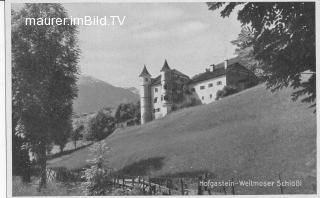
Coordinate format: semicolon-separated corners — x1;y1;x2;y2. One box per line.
48;84;316;194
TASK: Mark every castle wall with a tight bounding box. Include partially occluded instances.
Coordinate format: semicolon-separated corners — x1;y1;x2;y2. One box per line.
151;84;163;119
190;76;226;104
140;77;152;124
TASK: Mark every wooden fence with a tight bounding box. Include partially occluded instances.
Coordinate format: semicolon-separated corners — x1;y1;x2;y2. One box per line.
43;168;232;195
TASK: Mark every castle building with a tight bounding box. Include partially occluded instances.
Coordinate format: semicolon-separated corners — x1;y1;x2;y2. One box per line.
139;58;258;124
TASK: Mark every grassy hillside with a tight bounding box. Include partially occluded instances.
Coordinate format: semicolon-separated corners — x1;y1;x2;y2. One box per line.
48;84;316;194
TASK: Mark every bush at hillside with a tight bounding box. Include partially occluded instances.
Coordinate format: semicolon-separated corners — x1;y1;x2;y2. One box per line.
216;86;238;100
81;142;111;195
84;110;115;141
172;94;202;111
114;102;140;125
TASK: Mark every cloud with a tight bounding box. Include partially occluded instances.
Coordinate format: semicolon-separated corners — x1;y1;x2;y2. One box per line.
133;21;210;40
139;4;184;21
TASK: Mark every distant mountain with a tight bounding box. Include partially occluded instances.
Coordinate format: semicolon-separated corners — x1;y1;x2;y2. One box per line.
73;75;139;114
125;87;140;95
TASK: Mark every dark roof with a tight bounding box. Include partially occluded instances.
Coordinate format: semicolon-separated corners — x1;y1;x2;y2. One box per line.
150;69;189;86
172;69;190;79
139;65;151;77
151;75;161;86
190;67;226;84
213;57;241;69
160;59;171;72
189;60;252;84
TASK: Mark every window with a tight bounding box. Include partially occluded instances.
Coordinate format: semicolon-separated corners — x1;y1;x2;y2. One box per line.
163;84;168;90
210;94;212;99
144;78;148;82
200;86;205;90
217;81;222;85
154;97;157;103
155;88;158;92
208;83;213;88
202;96;204;100
153;108;161;113
164;95;169;101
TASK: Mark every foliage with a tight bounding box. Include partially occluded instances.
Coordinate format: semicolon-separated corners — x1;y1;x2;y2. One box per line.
85;110;115;141
231;26;265;78
81;142;111;196
216;86;238;100
111;185;145;195
207;2;316;108
12;132;31;182
172;94;201;111
12;176;83;196
12;3;80;189
71;122;84;149
114;101;140;125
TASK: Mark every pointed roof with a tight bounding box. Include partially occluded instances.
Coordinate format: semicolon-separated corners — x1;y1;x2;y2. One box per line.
160;59;171;72
139;65;151;77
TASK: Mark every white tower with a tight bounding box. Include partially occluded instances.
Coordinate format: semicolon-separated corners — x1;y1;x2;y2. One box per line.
139;65;152;124
160;60;172;116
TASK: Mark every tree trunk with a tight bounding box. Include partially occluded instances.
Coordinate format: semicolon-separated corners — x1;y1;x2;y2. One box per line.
59;145;64;153
180;178;184;195
38;141;47;191
21;148;31;183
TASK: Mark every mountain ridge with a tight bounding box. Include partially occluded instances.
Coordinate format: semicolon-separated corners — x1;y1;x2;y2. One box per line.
73;75;139;114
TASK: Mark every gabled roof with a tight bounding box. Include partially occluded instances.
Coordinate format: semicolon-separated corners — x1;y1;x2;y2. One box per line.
172;69;190;79
160;59;171;72
213;56;240;69
189;61;253;84
139;65;151;77
190;67;226;84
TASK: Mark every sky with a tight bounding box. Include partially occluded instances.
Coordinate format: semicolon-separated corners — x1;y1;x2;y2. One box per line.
17;3;243;89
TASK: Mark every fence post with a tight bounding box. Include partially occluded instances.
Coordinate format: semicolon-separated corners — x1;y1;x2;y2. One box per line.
231;177;235;195
206;173;211;195
116;176;119;188
167;179;171;195
123;177;125;190
180;178;184;195
278;173;284;194
197;176;203;195
142;177;145;191
148;177;151;195
223;186;227;195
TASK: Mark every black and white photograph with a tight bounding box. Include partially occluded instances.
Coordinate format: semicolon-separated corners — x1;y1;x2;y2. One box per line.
5;0;318;196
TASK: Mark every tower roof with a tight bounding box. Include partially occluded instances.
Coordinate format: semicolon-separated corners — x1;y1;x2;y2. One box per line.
160;59;171;72
139;65;151;77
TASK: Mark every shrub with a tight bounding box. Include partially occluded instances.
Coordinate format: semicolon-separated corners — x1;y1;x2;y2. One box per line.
81;142;111;195
71;124;84;149
84;110;115;141
216;86;238;100
12;176;81;196
111;185;145;195
172;94;201;111
114;102;140;125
